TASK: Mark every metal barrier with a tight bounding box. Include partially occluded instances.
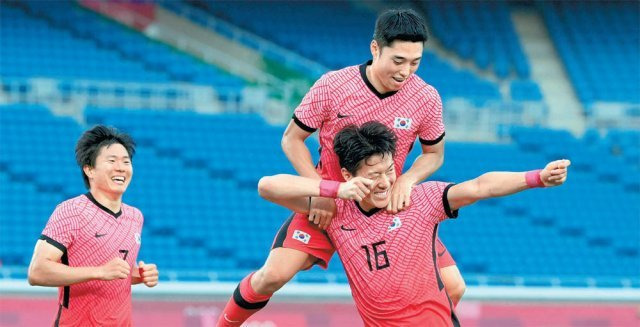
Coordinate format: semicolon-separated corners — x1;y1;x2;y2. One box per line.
0;78;292;122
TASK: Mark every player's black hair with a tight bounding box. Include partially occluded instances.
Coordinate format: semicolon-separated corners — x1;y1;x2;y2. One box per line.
333;121;397;175
75;125;136;189
373;8;428;48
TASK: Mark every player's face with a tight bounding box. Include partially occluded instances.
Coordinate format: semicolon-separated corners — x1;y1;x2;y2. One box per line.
84;143;133;197
370;40;423;93
355;153;396;210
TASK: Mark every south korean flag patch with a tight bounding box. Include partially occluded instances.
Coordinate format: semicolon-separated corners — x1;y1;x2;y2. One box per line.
292;230;311;244
394;117;412;130
388;216;402;232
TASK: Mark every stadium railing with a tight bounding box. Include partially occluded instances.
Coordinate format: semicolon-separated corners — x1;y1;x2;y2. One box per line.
442;98;548;142
0;78;285;118
586;103;640;130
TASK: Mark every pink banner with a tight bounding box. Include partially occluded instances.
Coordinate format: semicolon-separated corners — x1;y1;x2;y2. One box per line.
1;296;638;326
79;0;155;31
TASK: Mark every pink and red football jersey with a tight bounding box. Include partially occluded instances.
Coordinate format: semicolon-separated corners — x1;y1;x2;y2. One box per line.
41;193;143;326
293;61;445;182
327;182;460;326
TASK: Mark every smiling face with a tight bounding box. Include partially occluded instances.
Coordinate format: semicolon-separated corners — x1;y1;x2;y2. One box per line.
83;143;133;199
342;153;396;211
369;40;423;93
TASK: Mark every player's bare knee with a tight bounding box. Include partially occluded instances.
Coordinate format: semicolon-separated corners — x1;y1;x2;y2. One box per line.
256;265;296;293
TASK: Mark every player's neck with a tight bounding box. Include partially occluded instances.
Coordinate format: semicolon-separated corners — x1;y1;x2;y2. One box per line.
365;65;391;94
89;189;122;213
358;200;375;212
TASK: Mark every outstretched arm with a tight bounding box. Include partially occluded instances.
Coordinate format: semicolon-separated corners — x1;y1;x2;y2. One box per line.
447;159;571;211
258;175;373;214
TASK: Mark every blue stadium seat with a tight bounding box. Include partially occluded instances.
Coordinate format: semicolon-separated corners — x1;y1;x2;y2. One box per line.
0;1;245;92
419;1;531;79
539;1;640;108
164;0;504;106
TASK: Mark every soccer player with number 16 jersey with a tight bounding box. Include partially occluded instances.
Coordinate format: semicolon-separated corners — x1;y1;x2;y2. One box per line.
258;121;570;326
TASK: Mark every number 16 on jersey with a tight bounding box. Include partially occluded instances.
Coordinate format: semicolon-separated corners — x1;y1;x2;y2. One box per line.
361;241;390;271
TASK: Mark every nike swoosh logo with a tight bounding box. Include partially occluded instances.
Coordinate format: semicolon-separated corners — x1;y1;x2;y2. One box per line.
337;113;351;118
224;314;240;323
95;232;107;238
438;250;447;257
341;225;356;231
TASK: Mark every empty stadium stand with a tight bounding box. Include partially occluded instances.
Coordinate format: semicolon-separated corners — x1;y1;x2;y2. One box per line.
165;0;505;106
1;0;245;91
539;1;640;108
419;1;530;79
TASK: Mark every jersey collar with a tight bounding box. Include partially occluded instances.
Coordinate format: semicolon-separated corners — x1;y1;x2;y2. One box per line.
355;200;382;217
85;192;122;218
359;60;398;100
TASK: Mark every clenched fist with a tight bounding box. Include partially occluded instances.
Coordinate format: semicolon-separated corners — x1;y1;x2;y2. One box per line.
338;177;373;201
137;261;159;288
540;159;571;187
98;258;130;281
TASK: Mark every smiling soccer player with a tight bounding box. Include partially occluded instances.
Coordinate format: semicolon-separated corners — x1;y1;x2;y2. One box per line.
28;125;159;326
257;121;570;326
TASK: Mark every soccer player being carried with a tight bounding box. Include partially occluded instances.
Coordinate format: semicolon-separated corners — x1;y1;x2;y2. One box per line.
28;125;159;326
218;9;466;325
258;121;570;326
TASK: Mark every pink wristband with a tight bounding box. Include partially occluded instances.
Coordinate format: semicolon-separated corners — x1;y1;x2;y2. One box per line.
319;180;340;198
525;169;545;188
